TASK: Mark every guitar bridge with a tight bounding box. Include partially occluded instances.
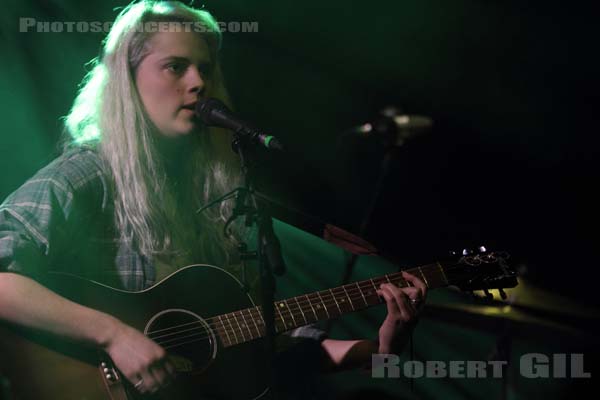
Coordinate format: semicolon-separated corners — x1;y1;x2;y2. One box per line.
99;359;121;384
98;358;130;400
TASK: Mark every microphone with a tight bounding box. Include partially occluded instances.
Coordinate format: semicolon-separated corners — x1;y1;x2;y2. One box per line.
195;98;284;151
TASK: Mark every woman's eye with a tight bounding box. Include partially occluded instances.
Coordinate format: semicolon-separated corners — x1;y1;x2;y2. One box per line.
167;63;186;74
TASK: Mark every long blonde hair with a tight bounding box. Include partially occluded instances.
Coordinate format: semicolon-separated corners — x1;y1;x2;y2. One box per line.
64;1;241;265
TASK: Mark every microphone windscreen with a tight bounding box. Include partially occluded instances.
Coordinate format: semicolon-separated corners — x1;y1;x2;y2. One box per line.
195;97;227;125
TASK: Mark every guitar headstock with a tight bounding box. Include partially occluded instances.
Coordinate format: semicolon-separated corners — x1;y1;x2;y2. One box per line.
441;247;518;299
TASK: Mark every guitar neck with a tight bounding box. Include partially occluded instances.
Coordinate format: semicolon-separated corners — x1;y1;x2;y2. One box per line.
213;262;449;347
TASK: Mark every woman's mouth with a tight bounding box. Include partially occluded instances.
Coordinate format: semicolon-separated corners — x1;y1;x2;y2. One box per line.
181;102;196;111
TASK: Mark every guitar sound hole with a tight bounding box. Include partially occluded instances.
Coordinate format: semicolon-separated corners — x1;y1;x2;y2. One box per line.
145;309;216;374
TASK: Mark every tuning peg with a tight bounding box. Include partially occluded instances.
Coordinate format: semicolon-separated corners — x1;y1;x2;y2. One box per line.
498;288;507;300
462;248;474;256
478;246;487;254
483;289;493;300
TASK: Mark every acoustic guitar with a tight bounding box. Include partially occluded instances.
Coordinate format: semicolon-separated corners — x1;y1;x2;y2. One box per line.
0;249;516;399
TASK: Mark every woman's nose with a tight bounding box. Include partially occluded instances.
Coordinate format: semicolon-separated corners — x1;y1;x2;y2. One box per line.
187;66;206;95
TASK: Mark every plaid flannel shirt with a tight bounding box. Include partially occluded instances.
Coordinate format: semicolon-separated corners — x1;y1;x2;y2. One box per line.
0;146;326;344
0;147;155;290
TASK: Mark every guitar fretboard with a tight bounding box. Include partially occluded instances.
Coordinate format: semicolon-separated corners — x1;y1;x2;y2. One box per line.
211;262;448;347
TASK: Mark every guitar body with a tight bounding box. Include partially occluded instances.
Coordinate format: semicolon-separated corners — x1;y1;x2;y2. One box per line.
0;265;270;400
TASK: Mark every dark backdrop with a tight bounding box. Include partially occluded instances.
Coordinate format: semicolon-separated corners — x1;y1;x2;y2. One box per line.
1;0;598;307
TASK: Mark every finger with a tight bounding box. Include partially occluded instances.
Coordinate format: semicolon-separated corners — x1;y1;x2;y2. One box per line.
377;287;401;318
384;285;414;322
397;288;425;317
378;283;398;299
381;285;411;321
399;286;422;301
381;280;423;302
398;288;420;312
402;271;428;300
382;283;421;313
149;363;171;389
165;358;177;379
402;270;427;298
138;370;158;394
377;286;397;311
122;368;139;386
125;372;142;394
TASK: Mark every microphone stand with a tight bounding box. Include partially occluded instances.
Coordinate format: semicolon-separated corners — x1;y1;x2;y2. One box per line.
230;133;286;400
339;111;433;286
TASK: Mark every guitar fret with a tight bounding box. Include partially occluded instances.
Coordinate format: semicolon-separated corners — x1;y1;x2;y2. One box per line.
238;310;254;340
230;314;241;344
245;308;261;338
356;282;368;306
228;314;240;344
254;305;289;334
283;300;297;326
217;315;231;346
316;291;330;318
329;289;342;314
208;251;490;352
275;302;289;330
305;294;318;320
233;312;247;342
226;314;239;345
370;278;379;297
369;279;378;292
437;262;449;285
294;297;308;324
418;266;429;287
252;307;267;333
342;286;355;311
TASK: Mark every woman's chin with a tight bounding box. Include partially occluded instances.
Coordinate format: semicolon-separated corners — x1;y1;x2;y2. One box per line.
160;126;196;138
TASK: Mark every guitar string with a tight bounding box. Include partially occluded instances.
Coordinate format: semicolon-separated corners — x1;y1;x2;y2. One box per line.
146;271;414;339
157;290;387;349
147;266;442;342
149;282;394;345
148;271;437;348
145;276;392;336
147;264;438;338
153;258;499;350
150;256;498;336
149;260;502;348
158;264;462;350
156;293;381;348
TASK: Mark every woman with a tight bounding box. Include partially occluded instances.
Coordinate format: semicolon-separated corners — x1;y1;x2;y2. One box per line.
0;1;426;397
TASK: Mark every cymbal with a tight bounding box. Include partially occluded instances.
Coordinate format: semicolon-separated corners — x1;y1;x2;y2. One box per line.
474;278;600;319
422;278;599;342
422;302;598;343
